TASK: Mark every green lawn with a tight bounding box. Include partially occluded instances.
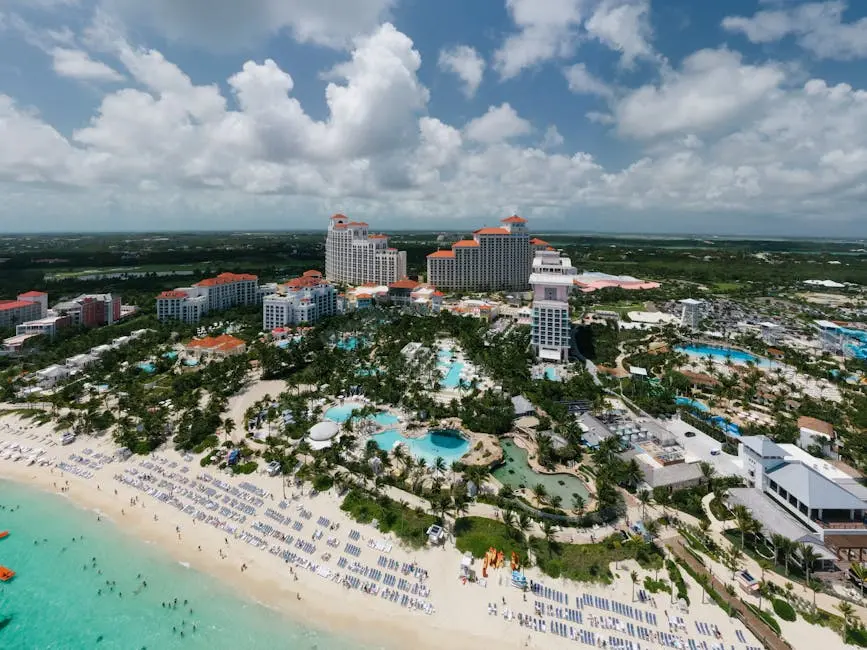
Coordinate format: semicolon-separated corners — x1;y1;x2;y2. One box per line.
531;535;664;583
454;516;528;565
712;282;741;293
341;489;438;550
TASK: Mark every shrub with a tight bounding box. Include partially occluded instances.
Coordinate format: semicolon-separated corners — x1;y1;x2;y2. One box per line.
772;599;796;622
312;474;334;492
234;461;258;475
746;603;781;635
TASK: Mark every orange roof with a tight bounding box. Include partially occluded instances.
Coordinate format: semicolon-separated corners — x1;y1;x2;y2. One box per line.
474;227;510;235
346;221;368;227
0;300;33;312
453;239;480;247
502;215;527;224
433;291;444;297
389;278;420;290
356;292;372;299
18;291;47;298
427;250;456;259
530;237;549;245
369;234;388;239
797;415;834;437
157;290;188;299
302;270;322;278
331;214;347;220
195;272;258;287
186;334;245;352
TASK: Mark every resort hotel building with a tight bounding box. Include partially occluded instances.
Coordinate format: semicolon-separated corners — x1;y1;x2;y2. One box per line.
530;249;578;363
728;435;867;565
262;270;338;330
325;214;407;286
426;216;533;292
156;272;259;323
679;298;703;330
0;291;48;329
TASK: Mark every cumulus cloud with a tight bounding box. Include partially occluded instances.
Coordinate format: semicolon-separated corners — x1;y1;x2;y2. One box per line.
564;63;614;98
614;49;785;139
101;0;396;50
438;45;485;98
4;19;867;232
494;0;656;78
464;103;533;144
51;47;124;82
723;1;867;60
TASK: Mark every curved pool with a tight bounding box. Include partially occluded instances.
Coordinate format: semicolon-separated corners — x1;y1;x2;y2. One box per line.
492;439;589;503
324;402;365;423
675;344;774;369
373;429;469;465
675;396;709;412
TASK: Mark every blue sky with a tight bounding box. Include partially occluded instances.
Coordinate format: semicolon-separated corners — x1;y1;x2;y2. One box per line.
1;0;867;236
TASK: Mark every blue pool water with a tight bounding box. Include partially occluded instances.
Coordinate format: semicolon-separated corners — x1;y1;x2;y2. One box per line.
710;415;741;437
373;429;469;465
440;362;464;388
675;396;710;412
0;480;365;650
183;358;199;367
370;412;399;426
137;362;156;373
324;402;366;423
162;351;178;360
336;336;360;351
544;367;559;381
675;344;774;368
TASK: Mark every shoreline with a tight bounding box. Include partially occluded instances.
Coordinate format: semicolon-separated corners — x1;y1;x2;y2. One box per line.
0;413;839;650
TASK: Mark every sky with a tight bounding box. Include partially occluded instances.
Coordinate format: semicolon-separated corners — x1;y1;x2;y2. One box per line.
1;1;867;236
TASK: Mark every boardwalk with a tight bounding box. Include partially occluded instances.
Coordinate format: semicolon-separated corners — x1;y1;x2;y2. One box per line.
668;538;791;650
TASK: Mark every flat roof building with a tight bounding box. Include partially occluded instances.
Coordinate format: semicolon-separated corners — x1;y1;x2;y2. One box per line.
427;216;533;292
326;214;407;286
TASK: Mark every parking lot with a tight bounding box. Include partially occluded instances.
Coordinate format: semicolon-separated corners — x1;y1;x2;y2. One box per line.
664;416;742;477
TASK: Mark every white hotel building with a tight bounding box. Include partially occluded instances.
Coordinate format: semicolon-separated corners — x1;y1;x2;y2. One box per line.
262;270;338;330
325;214;407;286
530;249;578;363
156;272;259;323
426;216;533;292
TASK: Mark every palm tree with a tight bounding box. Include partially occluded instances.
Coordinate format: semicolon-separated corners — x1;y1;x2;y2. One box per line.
728;546;744;579
699;461;716;494
698;519;711;543
798;543;819;586
732;504;752;548
531;483;548;506
516;513;532;542
638;490;652;522
630;570;639;602
572;493;586;515
851;563;867;600
541;521;556;553
836;602;855;641
434;456;446;476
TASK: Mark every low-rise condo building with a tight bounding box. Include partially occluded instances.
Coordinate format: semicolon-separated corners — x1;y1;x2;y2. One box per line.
262;270;337;330
325;214;407;286
530;249;578;363
53;293;122;327
156;272;259;323
728;435;867;565
0;292;47;329
427;216;533;292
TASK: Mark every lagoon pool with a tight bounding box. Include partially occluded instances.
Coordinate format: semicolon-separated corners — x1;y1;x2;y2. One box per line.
137;362;156;374
324;402;366;423
162;351;178;360
336;336;361;351
370;412;399;426
492;439;589;504
373;428;469;465
675;396;709;412
441;362;465;388
675;344;774;368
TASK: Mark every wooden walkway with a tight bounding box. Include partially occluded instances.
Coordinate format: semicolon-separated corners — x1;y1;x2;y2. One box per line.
667;538;791;650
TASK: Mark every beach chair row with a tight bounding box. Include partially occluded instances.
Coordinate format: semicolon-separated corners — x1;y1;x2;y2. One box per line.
349;529;361;541
378;555;402;570
345;543;362;557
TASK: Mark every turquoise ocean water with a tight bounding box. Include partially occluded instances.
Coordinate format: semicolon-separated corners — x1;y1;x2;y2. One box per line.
0;479;368;650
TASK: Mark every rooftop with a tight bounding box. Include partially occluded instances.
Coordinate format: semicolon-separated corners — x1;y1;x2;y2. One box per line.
501;215;527;224
186;334;245;353
194;272;258;287
740;435;786;459
427;250;455;259
18;291;47;298
389;278;420;290
767;462;866;510
530;237;549;245
797;416;834;437
473;227;510;235
453;239;480;247
0;300;35;312
157;290;189;299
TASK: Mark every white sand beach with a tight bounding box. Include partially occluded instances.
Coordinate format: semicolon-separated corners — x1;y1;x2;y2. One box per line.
0;413;854;650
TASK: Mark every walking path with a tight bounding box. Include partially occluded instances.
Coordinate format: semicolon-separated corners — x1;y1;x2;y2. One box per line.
699;492;867;621
668;537;791;650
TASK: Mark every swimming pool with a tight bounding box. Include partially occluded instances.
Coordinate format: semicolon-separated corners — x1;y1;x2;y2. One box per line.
137;362;156;373
162;351;178;360
544;367;559;381
709;415;741;437
373;429;469;465
324;402;366;423
183;358;199;367
492;439;589;504
675;344;774;368
336;336;361;351
441;362;465;388
675;396;709;412
370;412;399;426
